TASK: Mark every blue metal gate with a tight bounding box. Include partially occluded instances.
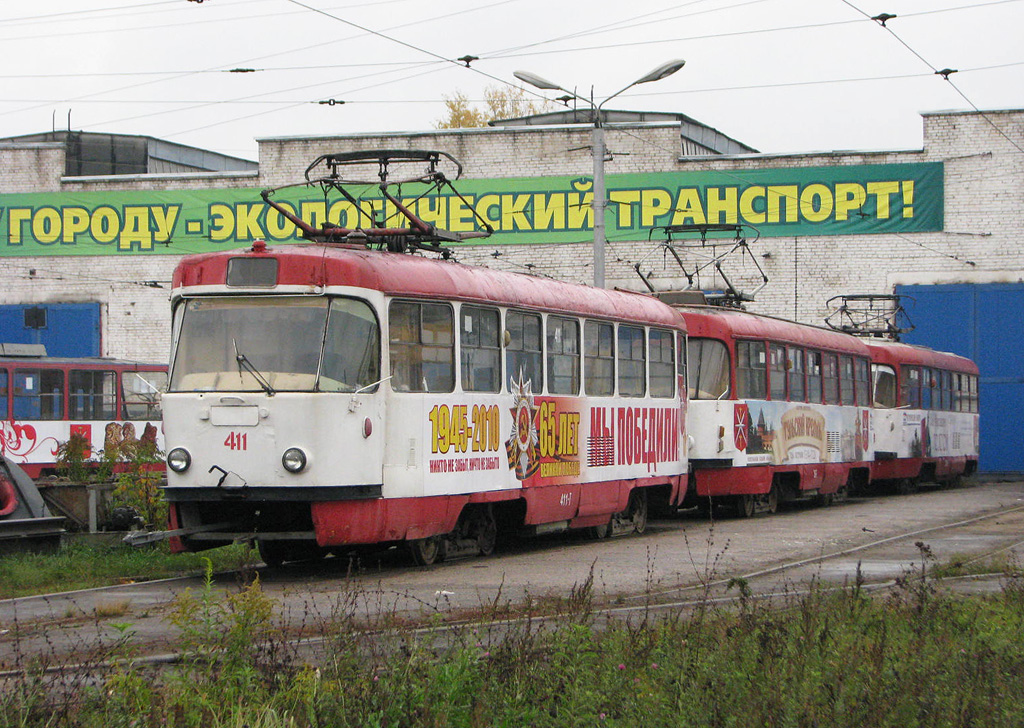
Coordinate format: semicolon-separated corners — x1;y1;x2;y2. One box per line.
0;303;101;358
895;282;1023;473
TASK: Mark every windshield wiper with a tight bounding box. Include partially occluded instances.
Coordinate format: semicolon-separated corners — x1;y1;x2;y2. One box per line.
233;339;276;396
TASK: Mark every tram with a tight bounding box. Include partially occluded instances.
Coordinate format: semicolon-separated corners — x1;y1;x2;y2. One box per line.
161;151;688;565
0;349;166;477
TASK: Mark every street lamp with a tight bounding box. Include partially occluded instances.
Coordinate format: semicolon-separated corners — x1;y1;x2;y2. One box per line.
515;60;686;288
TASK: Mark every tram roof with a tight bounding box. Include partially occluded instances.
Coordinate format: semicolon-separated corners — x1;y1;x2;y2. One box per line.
677;304;871;355
172;243;687;329
863;338;978;374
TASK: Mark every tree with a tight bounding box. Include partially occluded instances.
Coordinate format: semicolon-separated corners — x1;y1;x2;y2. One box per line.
436;85;552;129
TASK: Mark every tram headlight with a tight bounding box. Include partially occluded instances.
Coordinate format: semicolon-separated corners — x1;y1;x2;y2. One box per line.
167;448;192;473
282;447;307;474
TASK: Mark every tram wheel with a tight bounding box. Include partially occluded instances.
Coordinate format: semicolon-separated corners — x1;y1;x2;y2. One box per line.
765;485;779;514
476;509;498;556
628;489;649;535
588;522;611;539
736;494;756;518
409;535;448;566
896;478;919;495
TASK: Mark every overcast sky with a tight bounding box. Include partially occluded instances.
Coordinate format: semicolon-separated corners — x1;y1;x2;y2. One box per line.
3;0;1022;162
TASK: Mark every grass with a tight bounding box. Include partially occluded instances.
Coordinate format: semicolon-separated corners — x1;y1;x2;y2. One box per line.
3;557;1024;727
0;541;255;600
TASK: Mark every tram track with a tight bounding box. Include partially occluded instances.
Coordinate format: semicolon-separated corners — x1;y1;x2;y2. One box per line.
2;484;1022;679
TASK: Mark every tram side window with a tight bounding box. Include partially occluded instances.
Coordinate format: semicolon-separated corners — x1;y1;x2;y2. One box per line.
687;337;730;400
506;310;543;391
649;329;675;398
0;368;7;419
13;369;64;420
769;344;787;401
618;325;646;397
123;371;167;420
969;374;979;413
854;358;870;406
547;316;580;395
69;370;117;420
872;364;897;408
788;348;806;402
806;351;823;403
839;356;855;405
901;366;921;408
941;370;953;410
737;341;767;399
584;321;614;396
321;298;381;393
823;354;840;405
389;301;454;393
921;368;934;410
461;306;501;393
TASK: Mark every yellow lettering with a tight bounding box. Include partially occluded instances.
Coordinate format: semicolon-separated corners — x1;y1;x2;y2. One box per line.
7;208;31;244
234;203;264;240
671;188;706;226
208;203;233;242
902;180;914;218
500;194;532;231
609;190;640;227
476;194;502;230
800;184;833;223
90;206;119;244
533;193;566;230
706;187;738;225
32;208;61;244
739;186;766;224
62;207;90;243
867;181;899;219
120;206;152;250
300;201;327;230
414;196;447;229
834;183;867;221
567;191;592;230
448;195;476;232
640;188;672;227
766;186;799;223
151;205;180;243
265;201;295;240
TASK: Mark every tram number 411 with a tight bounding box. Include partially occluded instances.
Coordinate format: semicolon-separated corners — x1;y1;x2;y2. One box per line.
224;432;248;450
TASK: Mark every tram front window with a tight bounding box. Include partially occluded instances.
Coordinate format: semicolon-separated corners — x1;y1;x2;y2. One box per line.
170;296;380;393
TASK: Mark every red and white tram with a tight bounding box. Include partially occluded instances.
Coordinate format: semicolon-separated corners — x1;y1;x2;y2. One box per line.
865;338;979;488
0;353;166;478
163;242;689;564
680;304;875;515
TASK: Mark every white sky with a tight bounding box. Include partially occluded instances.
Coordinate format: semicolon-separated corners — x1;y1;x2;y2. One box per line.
3;0;1022;161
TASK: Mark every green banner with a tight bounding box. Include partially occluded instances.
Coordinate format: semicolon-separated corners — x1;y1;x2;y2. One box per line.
0;162;942;256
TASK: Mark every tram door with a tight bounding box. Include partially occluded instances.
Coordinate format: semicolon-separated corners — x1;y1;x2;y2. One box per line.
896;282;1024;474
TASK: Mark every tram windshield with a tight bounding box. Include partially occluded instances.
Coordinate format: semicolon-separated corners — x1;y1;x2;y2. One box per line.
169;296;380;393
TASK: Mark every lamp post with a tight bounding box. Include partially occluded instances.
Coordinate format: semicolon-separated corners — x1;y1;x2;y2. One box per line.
514;60;685;288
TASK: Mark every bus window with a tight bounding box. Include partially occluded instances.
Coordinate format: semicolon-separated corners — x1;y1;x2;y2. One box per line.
872;364;897;408
124;371;167;420
806;351;823;403
547;316;580;395
823;354;840;405
69;370;117;420
854;358;870;406
788;348;806;402
389;301;454;393
769;344;787;401
839;356;855;405
584;321;614;396
737;341;767;399
687;337;729;400
14;369;64;420
506;310;543;391
461;306;501;393
618;325;646;397
649;329;675;398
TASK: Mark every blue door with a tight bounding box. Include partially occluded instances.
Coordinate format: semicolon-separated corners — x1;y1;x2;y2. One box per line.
895;283;1023;474
0;303;101;357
